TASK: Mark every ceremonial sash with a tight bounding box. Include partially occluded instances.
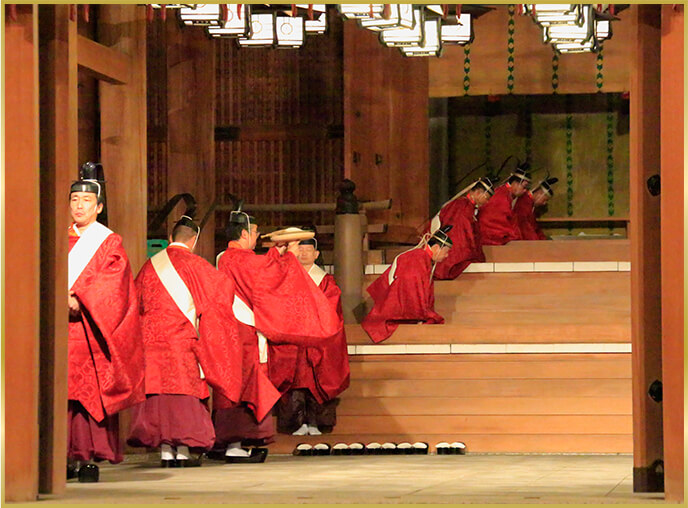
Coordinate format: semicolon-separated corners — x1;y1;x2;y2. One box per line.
307;263;327;287
151;247;205;379
232;294;268;364
68;221;113;290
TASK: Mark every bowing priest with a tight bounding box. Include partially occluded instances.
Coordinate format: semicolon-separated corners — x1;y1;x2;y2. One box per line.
477;164;531;245
67;173;145;482
127;215;243;467
514;177;558;241
214;205;341;462
362;226;454;343
270;230;350;436
431;176;494;280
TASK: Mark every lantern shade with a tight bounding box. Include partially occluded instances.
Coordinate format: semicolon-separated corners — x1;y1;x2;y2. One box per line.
379;7;424;47
305;12;328;34
207;4;250;37
275;15;305;47
440;13;473;45
401;18;442;57
544;5;593;43
338;4;385;19
237;13;275;47
359;4;414;31
179;4;222;26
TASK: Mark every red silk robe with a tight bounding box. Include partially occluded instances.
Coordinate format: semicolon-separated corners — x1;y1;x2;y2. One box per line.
268;272;350;404
216;245;341;421
432;195;486;280
134;246;243;404
362;246;444;343
514;192;547;241
477;184;522;245
68;227;145;422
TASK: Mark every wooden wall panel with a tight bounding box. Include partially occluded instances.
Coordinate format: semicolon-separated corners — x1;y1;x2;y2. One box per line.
37;4;77;495
98;5;148;273
344;21;429;229
660;4;684;502
628;5;663;493
430;5;633;97
5;5;41;501
146;17;168;212
166;16;215;261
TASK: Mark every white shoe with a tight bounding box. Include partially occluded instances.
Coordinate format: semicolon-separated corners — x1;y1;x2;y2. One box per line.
176;445;190;460
226;442;250;457
292;423;309;436
161;444;175;461
307;425;322;436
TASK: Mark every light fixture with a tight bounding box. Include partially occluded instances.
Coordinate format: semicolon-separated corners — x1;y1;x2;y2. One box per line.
359;4;414;31
275;15;305;48
401;18;442;57
554;39;598;53
206;4;250;38
237;13;275;47
379;7;424;47
440;13;473;45
305;12;328;34
338;4;386;20
526;4;584;27
595;19;612;41
179;4;223;26
544;5;593;43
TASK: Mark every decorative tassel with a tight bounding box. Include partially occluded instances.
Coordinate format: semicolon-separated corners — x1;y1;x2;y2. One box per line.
69;4;77;21
221;4;228;23
442;4;448;18
237;4;241;19
383;3;391;20
369;3;373;18
82;4;89;22
308;4;314;20
160;4;167;21
291;4;297;16
8;4;18;22
146;4;154;22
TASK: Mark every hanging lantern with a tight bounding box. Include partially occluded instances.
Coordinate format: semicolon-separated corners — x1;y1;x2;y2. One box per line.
440;13;473;45
207;4;251;37
379;7;424;47
526;4;584;27
338;4;386;20
544;5;594;43
179;4;223;26
305;12;328;34
401;18;442;57
359;4;414;31
275;15;305;47
237;12;275;47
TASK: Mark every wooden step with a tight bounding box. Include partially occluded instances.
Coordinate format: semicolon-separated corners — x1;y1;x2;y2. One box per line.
336;396;632;416
343;378;631;398
344;322;630;344
348;356;631;380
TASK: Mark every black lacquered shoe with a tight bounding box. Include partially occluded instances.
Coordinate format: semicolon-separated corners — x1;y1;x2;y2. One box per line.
78;463;99;483
160;459;177;468
67;463;78;480
225;447;268;463
178;454;204;467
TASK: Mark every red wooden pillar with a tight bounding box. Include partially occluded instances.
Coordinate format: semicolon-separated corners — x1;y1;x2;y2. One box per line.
4;4;41;501
660;4;684;503
629;5;664;493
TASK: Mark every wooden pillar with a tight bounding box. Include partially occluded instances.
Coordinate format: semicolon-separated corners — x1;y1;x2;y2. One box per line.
4;4;41;502
37;4;77;495
629;5;663;493
660;4;684;503
344;22;429;235
166;17;215;262
98;5;148;273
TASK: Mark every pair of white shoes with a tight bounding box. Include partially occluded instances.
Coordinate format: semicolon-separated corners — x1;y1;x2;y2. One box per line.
292;423;322;436
161;443;190;461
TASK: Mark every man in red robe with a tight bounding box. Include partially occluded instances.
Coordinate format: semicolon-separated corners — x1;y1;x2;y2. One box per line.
362;226;453;343
270;233;350;436
514;177;558;241
477;165;531;245
214;206;340;462
127;215;243;467
67;177;145;482
431;177;494;280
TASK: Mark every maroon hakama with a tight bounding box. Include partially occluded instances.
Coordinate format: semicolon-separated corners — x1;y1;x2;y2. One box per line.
362;246;444;343
477;184;522;245
431;195;486;280
68;401;122;463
